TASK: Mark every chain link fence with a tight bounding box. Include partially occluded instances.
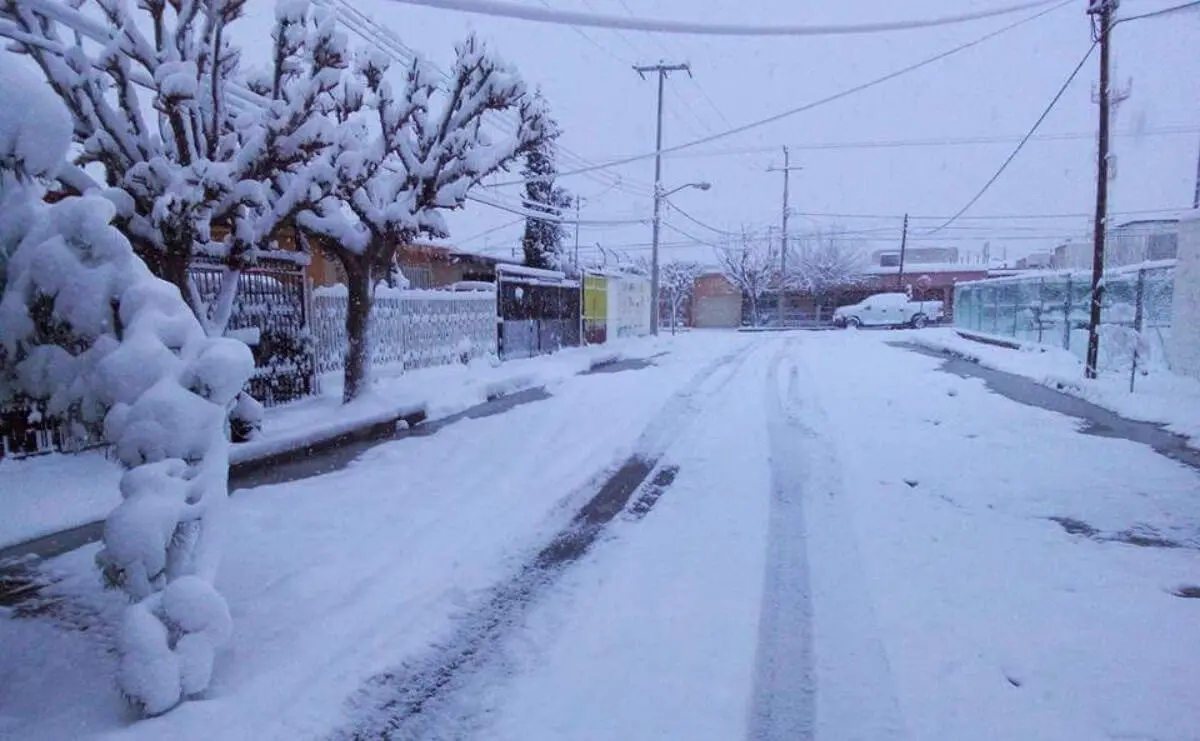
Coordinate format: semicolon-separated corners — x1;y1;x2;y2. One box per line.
954;262;1176;386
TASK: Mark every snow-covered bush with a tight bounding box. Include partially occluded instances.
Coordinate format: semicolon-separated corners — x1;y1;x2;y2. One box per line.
0;56;251;716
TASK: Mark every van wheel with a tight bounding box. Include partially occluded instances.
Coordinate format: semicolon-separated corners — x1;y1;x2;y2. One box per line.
846;317;862;329
911;314;928;329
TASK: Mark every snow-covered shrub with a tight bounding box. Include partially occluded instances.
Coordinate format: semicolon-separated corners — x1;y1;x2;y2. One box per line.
0;55;251;716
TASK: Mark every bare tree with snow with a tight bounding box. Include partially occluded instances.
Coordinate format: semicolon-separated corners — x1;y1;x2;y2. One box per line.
717;229;776;327
0;57;252;716
788;228;868;321
296;36;548;402
659;259;703;333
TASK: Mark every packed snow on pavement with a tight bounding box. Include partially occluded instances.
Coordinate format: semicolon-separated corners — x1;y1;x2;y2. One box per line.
3;331;1198;741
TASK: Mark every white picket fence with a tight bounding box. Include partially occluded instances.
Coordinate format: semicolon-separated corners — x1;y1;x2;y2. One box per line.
312;287;498;375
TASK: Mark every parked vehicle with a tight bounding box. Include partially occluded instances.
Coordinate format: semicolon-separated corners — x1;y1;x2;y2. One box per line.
833;293;944;329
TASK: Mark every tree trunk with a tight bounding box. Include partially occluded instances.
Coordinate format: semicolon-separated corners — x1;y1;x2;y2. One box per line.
749;296;758;327
342;256;373;403
162;249;194;316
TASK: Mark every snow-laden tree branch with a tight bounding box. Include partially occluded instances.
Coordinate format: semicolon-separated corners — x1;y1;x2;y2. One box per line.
297;33;549;402
717;229;775;327
0;57;252;716
1;0;345;336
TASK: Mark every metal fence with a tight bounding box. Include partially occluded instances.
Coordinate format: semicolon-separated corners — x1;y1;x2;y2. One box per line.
497;278;581;360
954;262;1176;380
312;288;498;374
2;258;312;459
191;257;313;406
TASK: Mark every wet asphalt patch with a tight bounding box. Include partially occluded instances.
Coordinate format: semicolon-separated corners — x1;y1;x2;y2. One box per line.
894;342;1200;473
1047;516;1194;550
626;465;680;520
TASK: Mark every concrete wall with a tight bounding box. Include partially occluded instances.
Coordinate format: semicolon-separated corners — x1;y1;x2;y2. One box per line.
1170;213;1200;380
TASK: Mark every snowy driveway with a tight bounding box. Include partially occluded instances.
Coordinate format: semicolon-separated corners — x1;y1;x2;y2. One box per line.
3;331;1198;741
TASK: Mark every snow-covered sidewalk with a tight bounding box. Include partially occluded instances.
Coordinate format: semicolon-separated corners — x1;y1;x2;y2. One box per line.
906;326;1200;445
0;337;673;552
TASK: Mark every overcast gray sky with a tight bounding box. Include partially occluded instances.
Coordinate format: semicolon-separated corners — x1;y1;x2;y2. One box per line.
236;0;1200;266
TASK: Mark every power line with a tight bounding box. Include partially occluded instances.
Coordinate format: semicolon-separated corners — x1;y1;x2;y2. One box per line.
665;199;739;236
925;42;1098;235
324;0;655;195
379;0;1060;36
488;0;1074;186
1116;0;1200;24
456;217;525;245
790;207;1188;221
627;125;1200;160
467;192;649;225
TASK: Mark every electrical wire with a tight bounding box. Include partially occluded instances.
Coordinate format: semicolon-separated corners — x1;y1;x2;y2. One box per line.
466;192;649;225
788;207;1188;221
664;199;739;236
325;0;656;195
625;125;1200;160
487;0;1075;186
924;42;1098;235
378;0;1061;37
1116;0;1200;24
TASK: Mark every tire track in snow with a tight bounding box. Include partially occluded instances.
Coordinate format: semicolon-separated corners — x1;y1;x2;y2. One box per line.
749;341;817;741
328;340;759;741
751;338;908;740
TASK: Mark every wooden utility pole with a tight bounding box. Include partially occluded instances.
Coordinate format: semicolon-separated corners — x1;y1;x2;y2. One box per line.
573;196;584;268
897;213;909;292
635;61;690;335
1193;132;1200;209
768;148;803;325
1085;0;1116;379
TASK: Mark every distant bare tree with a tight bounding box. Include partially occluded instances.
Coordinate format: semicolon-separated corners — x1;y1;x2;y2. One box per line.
788;228;868;320
717;229;775;327
660;259;703;333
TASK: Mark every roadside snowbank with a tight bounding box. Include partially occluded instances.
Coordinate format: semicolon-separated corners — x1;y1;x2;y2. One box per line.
906;327;1200;444
232;335;671;464
0;452;121;551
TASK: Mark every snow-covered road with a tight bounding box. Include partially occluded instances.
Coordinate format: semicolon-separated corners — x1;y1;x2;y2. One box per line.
3;331;1198;741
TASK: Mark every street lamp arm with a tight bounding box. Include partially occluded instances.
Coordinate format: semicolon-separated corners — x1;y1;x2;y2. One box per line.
658;181;712;199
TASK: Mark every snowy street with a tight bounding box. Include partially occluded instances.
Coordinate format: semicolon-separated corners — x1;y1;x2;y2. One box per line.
3;330;1199;740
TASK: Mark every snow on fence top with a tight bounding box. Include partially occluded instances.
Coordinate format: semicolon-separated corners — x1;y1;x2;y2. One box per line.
497;263;577;285
313;284;496;301
955;259;1178;287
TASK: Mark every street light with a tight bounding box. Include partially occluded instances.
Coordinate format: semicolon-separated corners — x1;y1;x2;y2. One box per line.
651;181;712;334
